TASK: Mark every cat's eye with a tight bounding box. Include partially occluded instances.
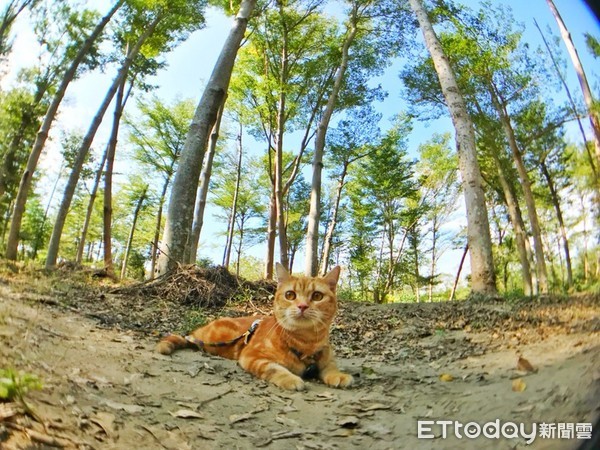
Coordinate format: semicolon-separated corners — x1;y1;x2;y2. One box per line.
284;290;296;300
311;291;323;301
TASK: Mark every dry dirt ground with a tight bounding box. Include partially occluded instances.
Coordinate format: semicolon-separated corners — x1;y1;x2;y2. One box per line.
0;267;599;449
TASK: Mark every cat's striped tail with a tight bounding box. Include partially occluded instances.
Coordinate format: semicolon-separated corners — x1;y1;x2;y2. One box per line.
156;334;195;355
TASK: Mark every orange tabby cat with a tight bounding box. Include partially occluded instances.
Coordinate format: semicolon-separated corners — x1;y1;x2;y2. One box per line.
157;263;353;390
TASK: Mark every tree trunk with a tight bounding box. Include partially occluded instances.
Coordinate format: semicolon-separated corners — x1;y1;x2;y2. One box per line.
319;162;348;276
0;0;37;58
428;216;437;302
76;146;108;264
120;185;147;279
264;193;276;279
412;228;421;303
223;122;244;268
149;169;173;279
32;161;63;260
546;0;600;168
305;8;358;276
235;219;245;277
491;151;533;296
187;100;226;263
490;88;548;294
275;36;290;270
449;243;469;301
157;0;256;275
104;69;132;277
540;158;573;289
45;15;161;269
408;0;497;295
534;18;599;185
5;0;123;260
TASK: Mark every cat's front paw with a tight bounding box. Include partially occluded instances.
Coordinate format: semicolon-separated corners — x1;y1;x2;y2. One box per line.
272;372;306;391
322;371;353;388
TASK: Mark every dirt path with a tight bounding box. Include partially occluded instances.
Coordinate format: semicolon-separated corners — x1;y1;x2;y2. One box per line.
1;283;599;449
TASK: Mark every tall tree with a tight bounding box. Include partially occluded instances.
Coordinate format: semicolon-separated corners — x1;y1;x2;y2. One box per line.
222;121;244;269
157;0;256;275
416;133;460;301
120;183;148;279
546;0;600;169
534;19;599;186
44;15;161;269
187;100;227;264
126;96;194;277
212;149;265;275
346;118;417;302
407;0;497;295
5;0;123;260
46;0;206;269
0;0;40;62
304;0;362;276
103;73;133;276
230;0;351;276
76;146;108;264
319;105;380;275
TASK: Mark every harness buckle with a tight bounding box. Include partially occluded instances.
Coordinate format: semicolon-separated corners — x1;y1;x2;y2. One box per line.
243;319;262;344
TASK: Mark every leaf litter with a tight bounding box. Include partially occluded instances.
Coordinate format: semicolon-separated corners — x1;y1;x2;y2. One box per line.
0;268;599;448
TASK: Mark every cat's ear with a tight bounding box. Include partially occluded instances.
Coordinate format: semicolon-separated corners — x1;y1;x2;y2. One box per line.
323;266;341;291
275;263;291;283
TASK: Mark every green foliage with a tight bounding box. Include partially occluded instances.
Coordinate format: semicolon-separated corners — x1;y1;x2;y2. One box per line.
0;87;45;218
229;2;341;140
178;310;207;334
584;32;600;59
0;368;43;402
345;116;417;300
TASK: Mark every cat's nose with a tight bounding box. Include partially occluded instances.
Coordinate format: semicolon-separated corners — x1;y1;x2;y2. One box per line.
297;303;309;313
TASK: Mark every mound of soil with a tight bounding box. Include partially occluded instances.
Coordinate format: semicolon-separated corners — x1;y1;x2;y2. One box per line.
112;265;276;309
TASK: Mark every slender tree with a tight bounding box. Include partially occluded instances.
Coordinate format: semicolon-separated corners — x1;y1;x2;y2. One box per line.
407;0;497;295
187;100;226;264
5;1;123;260
126;96;193;277
0;0;40;60
157;0;257;275
305;1;360;276
121;184;148;279
319;106;380;275
76;146;108;264
534;18;598;184
103;72;133;276
45;14;163;269
223;121;244;268
546;0;600;168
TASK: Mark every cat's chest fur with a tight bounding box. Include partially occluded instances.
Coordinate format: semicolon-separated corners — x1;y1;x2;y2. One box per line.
242;316;329;377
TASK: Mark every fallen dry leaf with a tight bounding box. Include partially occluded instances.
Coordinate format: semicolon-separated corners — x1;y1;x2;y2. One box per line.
363;403;392;412
512;378;527;392
90;412;116;437
169;409;204;419
439;373;454;382
229;412;254;424
516;356;537;373
336;415;360;429
101;399;144;414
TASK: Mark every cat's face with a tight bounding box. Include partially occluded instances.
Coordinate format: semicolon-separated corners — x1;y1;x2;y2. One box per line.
273;264;340;331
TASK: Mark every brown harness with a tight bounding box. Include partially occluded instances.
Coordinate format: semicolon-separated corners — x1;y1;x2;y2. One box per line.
183;319;322;380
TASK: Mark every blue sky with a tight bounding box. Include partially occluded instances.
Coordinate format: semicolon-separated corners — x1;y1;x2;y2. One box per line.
4;0;600;282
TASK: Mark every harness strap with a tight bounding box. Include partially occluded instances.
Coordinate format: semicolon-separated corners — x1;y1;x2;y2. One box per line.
290;347;322;380
185;319;262;350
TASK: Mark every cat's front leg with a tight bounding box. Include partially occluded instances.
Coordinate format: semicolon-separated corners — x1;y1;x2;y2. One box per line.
318;347;353;388
239;355;305;390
